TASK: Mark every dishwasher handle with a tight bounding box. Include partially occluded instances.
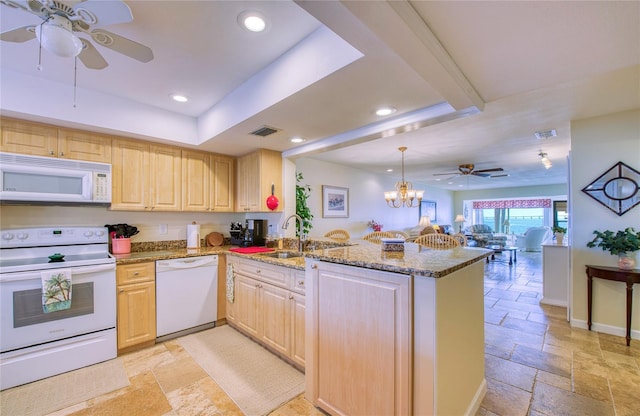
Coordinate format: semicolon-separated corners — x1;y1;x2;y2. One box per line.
156;255;218;272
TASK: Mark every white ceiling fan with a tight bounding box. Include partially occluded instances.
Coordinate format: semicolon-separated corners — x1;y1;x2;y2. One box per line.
0;0;153;70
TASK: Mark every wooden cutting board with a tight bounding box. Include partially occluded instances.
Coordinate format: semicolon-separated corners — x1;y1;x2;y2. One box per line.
206;232;224;247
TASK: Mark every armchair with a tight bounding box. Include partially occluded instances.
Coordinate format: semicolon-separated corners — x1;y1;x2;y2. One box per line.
464;224;506;248
515;226;552;251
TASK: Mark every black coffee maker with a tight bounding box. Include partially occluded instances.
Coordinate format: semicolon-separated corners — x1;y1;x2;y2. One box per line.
249;219;268;246
229;220;268;246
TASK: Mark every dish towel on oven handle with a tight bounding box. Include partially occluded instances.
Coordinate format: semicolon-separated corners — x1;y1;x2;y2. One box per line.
226;263;234;303
41;269;72;313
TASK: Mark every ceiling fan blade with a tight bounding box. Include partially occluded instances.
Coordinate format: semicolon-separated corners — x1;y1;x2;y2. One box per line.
473;167;504;173
433;172;460;176
90;29;153;62
73;0;133;27
490;174;509;178
471;172;491;177
0;25;35;42
78;38;108;70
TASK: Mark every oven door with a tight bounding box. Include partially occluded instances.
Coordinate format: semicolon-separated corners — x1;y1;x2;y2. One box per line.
0;263;116;352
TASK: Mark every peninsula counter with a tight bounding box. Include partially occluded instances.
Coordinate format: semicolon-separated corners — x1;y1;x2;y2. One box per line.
304;242;491;416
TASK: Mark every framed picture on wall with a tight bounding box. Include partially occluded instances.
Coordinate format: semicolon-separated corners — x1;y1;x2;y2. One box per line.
322;185;349;218
419;200;437;222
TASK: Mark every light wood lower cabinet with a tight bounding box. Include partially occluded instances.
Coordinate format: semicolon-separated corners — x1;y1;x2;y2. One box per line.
116;262;156;353
226;256;305;368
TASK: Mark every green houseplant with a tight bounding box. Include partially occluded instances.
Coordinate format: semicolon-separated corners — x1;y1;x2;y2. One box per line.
296;172;313;237
552;226;567;234
586;227;640;269
552;226;566;244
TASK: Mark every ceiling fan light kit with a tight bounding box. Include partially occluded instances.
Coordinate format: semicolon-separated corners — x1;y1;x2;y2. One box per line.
1;0;153;69
35;15;82;58
384;147;424;208
539;151;552;169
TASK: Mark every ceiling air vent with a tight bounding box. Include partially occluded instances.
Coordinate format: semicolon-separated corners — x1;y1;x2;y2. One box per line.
250;126;280;137
534;129;557;140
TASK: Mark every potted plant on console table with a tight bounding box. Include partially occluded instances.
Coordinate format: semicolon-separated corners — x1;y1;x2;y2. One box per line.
552;226;566;244
586;227;640;270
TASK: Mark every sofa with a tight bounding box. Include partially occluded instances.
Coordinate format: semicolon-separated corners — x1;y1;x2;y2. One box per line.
404;224;453;241
515;226;552;251
464;224;507;247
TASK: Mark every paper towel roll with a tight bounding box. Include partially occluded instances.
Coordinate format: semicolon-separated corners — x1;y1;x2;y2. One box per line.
187;223;200;248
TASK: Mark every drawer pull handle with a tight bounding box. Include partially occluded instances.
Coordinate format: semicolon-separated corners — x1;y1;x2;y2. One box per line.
119;288;124;293
311;264;318;269
256;269;261;273
298;280;304;286
133;272;139;275
289;295;294;300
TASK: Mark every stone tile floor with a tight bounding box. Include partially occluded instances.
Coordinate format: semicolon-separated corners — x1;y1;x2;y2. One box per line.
45;251;639;415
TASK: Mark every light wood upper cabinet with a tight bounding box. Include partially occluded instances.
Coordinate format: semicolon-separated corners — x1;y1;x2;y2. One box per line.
111;138;181;211
236;149;282;212
0;118;111;162
182;150;235;212
57;129;111;162
149;144;181;211
212;154;235;212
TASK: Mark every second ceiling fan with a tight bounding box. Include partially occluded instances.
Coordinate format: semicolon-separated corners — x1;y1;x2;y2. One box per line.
434;164;508;179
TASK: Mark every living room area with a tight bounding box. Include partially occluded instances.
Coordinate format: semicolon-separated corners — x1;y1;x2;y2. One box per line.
453;193;568;254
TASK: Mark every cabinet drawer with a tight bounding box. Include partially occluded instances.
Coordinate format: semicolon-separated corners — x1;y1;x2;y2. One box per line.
234;258;290;288
292;270;306;294
116;262;155;285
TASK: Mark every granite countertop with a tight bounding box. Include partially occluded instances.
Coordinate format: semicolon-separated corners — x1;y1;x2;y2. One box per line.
112;246;228;265
113;245;306;270
113;239;491;277
305;241;492;278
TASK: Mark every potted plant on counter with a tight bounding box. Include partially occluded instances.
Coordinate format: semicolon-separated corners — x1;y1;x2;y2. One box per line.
586;227;640;270
552;226;566;244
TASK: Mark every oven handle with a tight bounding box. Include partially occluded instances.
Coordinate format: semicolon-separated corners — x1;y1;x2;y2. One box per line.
0;263;115;282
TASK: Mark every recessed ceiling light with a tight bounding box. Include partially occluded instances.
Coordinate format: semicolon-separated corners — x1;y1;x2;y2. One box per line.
170;94;188;103
238;11;267;32
290;137;305;143
386;169;393;172
376;107;396;116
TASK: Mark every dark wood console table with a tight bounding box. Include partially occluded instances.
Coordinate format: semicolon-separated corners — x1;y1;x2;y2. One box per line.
586;265;640;346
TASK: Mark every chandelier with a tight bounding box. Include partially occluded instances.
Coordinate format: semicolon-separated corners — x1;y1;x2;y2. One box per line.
384;147;424;208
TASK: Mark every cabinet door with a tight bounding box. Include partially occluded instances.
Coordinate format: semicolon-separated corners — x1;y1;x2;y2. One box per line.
212;154;234;212
57;129;111;162
257;149;283;212
0;118;57;157
308;262;411;416
260;283;290;356
149;144;181;211
234;275;261;338
290;292;306;368
117;281;156;350
111;138;149;210
182;150;210;211
236;152;259;212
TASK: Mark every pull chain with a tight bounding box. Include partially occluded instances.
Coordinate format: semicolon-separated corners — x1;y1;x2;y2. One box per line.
73;56;77;108
37;23;44;71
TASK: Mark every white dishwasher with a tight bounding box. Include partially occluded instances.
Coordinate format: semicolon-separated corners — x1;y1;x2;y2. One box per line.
156;255;218;341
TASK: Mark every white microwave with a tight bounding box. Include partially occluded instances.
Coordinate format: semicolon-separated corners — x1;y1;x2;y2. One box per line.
0;152;111;205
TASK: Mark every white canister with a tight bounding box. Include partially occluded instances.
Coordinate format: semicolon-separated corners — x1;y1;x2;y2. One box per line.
187;222;200;248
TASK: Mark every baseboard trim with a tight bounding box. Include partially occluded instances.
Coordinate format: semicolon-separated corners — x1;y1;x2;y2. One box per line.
464;378;487;416
571;319;640;341
540;297;567;307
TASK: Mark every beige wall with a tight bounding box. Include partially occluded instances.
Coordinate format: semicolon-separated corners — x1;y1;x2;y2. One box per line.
294;157;455;238
570;109;640;338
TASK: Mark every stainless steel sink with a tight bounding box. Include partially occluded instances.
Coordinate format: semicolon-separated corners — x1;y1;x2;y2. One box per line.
261;251;305;259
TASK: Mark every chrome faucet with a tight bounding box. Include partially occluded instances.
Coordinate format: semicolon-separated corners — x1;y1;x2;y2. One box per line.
282;214;304;252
